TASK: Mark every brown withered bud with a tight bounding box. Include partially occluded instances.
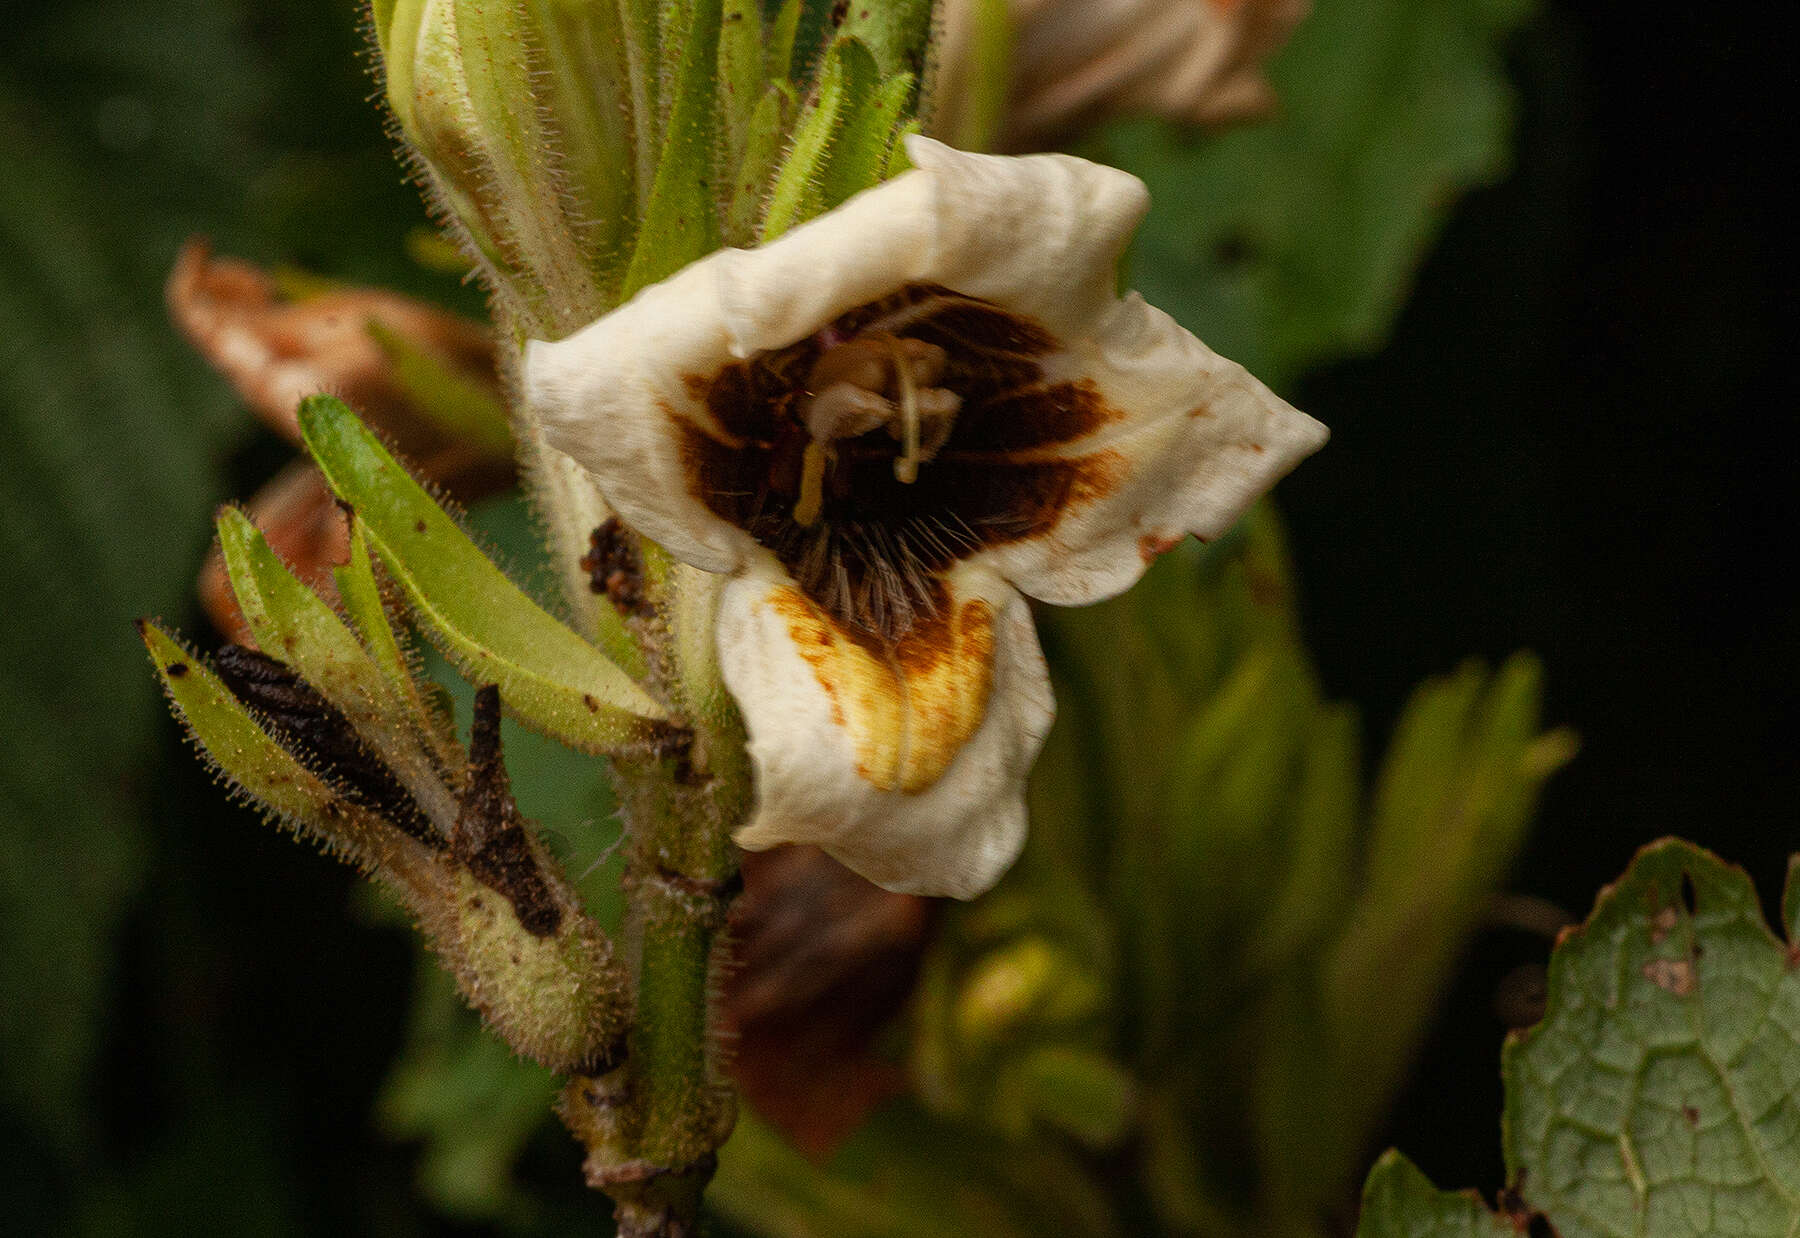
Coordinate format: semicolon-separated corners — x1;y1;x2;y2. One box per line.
581;517;650;618
721;847;936;1159
166;238;499;447
212;643;444;849
419;684;628;1074
934;0;1309;152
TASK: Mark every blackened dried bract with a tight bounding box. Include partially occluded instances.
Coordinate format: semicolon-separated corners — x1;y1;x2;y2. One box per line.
453;684;562;936
581;517;649;617
213;644;443;848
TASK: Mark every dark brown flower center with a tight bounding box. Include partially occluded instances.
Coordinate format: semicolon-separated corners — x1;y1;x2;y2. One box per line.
681;284;1121;641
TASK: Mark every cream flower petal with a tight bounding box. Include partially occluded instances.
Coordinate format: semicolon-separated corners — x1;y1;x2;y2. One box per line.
525;258;759;574
717;556;1054;899
963;290;1328;607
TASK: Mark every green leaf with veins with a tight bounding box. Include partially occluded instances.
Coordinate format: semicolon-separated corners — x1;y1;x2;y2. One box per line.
1504;840;1800;1237
1357;840;1800;1238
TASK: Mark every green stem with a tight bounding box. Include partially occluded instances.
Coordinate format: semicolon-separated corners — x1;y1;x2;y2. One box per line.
562;585;751;1234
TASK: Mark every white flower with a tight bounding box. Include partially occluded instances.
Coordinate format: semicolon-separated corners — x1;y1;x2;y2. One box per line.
525;137;1326;899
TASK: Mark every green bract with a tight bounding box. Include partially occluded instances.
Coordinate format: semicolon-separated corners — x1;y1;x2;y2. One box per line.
140;620;396;866
297;395;668;755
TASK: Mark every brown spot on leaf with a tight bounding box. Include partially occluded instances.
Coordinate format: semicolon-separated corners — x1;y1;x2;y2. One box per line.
1650;905;1679;945
1682;1105;1700;1128
1643;956;1697;997
166;661;190;678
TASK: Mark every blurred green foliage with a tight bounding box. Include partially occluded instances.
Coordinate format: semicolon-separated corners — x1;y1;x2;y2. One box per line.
0;0;458;1216
701;514;1569;1238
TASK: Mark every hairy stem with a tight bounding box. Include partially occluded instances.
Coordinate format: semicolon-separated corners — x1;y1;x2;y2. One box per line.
563;564;751;1234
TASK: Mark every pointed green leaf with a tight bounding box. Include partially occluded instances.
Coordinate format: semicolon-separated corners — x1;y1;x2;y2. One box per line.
623;0;722;296
837;0;932;79
298;396;668;755
764;0;802;83
332;517;463;769
725;80;795;245
531;0;638;295
333;517;412;692
885;120;922;177
614;0;662;213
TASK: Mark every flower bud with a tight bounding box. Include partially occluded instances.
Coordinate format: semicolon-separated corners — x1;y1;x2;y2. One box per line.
932;0;1309;151
372;0;637;334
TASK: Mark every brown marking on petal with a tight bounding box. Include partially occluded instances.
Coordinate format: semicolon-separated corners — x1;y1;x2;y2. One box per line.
947;379;1122;454
904;298;1059;357
767;585;996;794
1138;531;1185;563
680;285;1125;639
1188;404;1213;418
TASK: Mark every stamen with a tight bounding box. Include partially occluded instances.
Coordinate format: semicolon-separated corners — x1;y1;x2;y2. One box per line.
794;440;830;527
893;339;921;484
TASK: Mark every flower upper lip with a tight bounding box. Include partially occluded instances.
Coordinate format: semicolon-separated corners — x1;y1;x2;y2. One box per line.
524;136;1327;898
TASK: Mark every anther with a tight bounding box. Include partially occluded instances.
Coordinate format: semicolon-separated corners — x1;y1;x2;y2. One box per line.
794;441;830;527
893;338;922;484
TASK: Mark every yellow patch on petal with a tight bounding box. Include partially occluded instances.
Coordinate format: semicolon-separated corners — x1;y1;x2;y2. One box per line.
768;585;996;794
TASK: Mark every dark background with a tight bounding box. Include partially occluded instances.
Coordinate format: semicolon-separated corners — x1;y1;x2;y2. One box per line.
1284;1;1791;1191
0;0;1789;1231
